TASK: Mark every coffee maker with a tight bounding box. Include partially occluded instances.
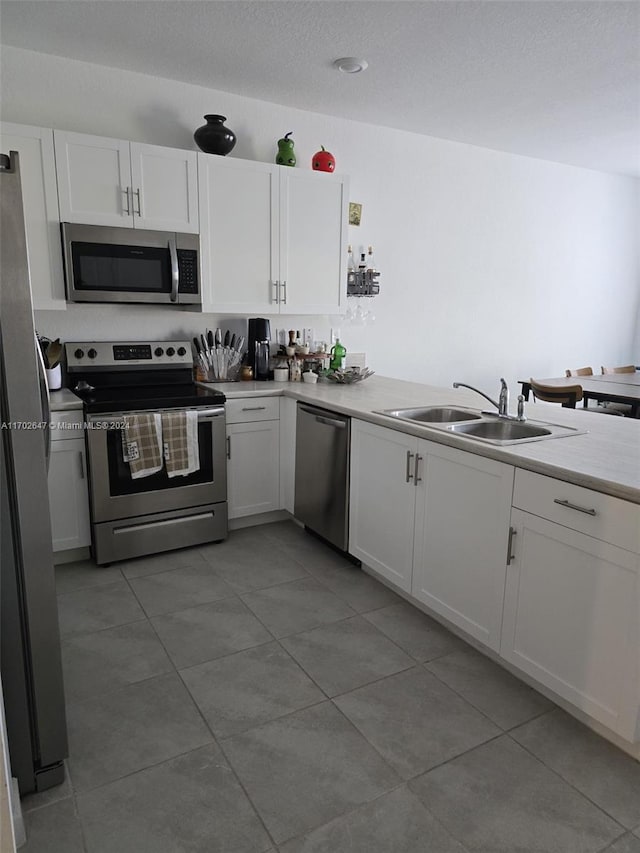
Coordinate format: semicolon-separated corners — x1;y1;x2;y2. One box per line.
247;318;271;381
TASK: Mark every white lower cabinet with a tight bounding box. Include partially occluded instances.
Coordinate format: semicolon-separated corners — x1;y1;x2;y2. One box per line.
48;436;91;553
502;470;640;741
412;444;514;651
225;399;280;519
349;421;418;592
349;419;514;651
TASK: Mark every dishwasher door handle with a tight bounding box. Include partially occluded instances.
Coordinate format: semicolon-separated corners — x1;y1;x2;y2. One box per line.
298;405;348;429
315;415;347;429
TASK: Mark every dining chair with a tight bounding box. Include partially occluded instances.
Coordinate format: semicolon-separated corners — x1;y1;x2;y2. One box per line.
598;365;636;415
601;364;636;374
565;367;593;377
529;379;582;408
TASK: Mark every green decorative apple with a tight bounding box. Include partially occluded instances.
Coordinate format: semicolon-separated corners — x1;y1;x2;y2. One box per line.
276;132;296;167
312;146;335;172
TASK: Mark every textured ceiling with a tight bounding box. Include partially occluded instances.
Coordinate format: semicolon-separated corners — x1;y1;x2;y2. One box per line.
1;0;638;176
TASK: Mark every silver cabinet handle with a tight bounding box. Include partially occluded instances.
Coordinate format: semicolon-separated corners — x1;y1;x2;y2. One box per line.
507;526;517;565
134;187;142;217
226;435;231;459
553;498;597;517
281;280;287;304
242;406;266;412
79;452;85;480
414;453;422;485
272;280;279;304
122;187;131;215
168;235;179;303
406;450;414;483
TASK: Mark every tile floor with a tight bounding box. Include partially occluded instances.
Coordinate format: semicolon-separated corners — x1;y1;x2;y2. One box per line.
20;520;640;852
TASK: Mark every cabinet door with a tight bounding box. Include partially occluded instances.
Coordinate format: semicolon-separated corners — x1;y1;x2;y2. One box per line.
226;421;280;519
502;510;639;740
130;143;198;233
349;420;417;593
48;439;91;552
54;130;132;226
279;169;348;314
412;442;513;651
0;124;66;310
199;155;278;313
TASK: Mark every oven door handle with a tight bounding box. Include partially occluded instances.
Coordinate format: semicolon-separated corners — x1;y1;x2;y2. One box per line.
88;406;225;427
168;234;179;303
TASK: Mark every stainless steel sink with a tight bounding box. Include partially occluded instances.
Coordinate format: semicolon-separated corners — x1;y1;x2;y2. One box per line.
376;407;586;445
448;421;551;441
382;407;482;423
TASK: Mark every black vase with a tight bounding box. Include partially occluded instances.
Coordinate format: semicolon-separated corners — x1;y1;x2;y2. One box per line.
194;115;237;156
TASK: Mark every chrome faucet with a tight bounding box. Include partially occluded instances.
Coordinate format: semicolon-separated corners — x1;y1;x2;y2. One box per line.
453;378;525;420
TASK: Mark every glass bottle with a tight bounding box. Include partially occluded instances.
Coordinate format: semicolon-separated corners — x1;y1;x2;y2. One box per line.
347;245;356;272
330;338;346;371
366;245;377;272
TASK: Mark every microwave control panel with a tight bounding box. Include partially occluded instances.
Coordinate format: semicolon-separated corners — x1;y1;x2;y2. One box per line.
178;250;199;294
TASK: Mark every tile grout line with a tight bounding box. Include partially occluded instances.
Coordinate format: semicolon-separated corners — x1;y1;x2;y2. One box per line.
419;658;555;735
504;728;631;836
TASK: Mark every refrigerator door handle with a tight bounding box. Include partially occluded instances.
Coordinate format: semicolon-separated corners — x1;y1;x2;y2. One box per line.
34;334;51;472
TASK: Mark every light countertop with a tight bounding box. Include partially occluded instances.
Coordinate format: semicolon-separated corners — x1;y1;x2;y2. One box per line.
49;388;84;412
202;375;640;504
50;376;639;503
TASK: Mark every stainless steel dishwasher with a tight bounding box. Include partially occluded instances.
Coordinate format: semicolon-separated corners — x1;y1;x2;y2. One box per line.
294;402;350;551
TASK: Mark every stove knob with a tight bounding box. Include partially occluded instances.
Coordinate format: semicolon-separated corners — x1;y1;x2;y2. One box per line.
74;348;85;359
154;347;164;357
166;347;175;357
177;346;186;357
88;348;97;359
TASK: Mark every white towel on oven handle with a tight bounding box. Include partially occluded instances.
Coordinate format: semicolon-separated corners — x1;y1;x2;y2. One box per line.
162;410;200;478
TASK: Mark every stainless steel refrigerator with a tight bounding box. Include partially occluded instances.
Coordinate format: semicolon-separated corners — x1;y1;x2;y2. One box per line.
0;150;68;794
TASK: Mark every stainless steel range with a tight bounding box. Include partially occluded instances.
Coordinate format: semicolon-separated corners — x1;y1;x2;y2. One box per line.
66;340;227;565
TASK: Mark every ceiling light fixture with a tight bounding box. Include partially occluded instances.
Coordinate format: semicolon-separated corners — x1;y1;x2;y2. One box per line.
333;57;368;74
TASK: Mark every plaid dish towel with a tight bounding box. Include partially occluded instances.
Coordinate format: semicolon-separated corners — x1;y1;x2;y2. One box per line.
162;411;200;478
121;414;163;479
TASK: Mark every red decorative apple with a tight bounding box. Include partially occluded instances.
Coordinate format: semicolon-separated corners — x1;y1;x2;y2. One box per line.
312;146;335;172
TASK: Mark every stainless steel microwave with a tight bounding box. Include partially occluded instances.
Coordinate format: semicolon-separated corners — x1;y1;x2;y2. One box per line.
61;223;201;306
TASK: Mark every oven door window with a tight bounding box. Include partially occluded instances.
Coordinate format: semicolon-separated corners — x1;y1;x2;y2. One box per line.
106;420;213;495
71;241;172;295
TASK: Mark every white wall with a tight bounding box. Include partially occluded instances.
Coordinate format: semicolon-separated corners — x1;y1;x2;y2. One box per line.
2;45;638;393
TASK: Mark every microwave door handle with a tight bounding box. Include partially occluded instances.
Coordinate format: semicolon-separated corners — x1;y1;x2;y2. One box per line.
168;235;179;303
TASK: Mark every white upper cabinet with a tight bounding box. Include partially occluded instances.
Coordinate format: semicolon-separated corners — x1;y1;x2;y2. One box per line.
129;142;199;233
54;131;198;233
199;154;348;314
0;123;66;310
199;156;279;313
279;169;348;314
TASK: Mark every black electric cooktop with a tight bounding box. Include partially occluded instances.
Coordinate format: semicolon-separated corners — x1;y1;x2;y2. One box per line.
76;384;226;415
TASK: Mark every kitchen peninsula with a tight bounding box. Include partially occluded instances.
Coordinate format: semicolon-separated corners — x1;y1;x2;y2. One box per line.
51;374;640;759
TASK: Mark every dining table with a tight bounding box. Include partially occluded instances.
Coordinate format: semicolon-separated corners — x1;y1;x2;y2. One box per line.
519;372;640;418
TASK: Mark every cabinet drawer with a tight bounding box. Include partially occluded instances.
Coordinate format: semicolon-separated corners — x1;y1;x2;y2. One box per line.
225;397;279;424
50;410;84;440
513;469;640;553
